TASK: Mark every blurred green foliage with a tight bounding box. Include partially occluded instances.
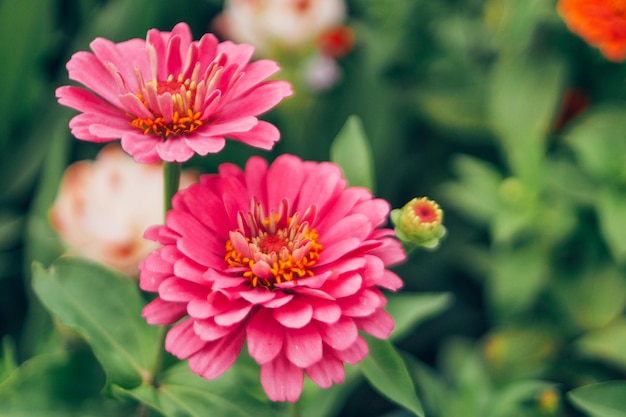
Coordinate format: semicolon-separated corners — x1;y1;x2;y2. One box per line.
1;0;625;416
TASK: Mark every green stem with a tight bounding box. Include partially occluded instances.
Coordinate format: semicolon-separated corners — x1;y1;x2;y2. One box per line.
290;401;302;417
163;161;182;216
149;161;182;384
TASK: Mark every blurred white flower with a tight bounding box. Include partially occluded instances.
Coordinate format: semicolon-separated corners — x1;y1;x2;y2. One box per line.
303;53;342;92
214;0;347;54
49;145;197;277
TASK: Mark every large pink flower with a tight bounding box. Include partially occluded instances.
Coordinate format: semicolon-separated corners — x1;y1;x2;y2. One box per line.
139;154;405;402
56;22;293;163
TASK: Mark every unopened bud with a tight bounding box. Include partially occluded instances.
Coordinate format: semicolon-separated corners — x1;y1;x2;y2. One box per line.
390;197;446;249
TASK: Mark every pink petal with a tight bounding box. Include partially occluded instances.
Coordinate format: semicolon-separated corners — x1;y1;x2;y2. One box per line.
260;353;304;402
273;299;313;329
368;237;407;266
219;81;293;119
319;214;372;247
158;277;207;302
315;187;371;233
187;290;230;319
317;316;358;351
378;270;404;291
262;293;295;308
198;116;257;136
173;257;208;285
214;299;253;326
142;297;187;325
311;299;342;324
193;318;239;341
187;324;246;379
120;132;161;163
355;308;395;339
232;60;282;96
165;319;206;358
228;120;280;150
284;324;323;368
352;198;391;229
266;154;305;210
306;355;345;388
89;37;150;92
239;288;277;304
323;272;363;298
338;289;383;317
218;41;255;68
56;86;123;117
247;309;284;364
64;50;121;105
296;162;344;214
155;137;195;163
316;237;361;266
332;335;369;365
184;135;226;155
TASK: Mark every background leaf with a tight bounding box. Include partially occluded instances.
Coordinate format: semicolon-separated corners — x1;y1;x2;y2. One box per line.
568;381;626;417
31;257;160;388
386;292;453;342
360;337;424;417
330;115;376;192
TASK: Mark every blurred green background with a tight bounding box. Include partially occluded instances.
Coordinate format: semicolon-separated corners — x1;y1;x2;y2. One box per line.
1;0;626;416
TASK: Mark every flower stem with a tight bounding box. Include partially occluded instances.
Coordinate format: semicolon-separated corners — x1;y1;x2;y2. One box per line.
149;161;181;384
290;401;302;417
163;161;182;216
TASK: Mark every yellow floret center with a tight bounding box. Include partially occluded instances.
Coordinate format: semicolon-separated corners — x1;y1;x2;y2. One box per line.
224;212;323;290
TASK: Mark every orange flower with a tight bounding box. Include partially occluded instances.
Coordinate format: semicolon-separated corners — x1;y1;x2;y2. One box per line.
558;0;626;61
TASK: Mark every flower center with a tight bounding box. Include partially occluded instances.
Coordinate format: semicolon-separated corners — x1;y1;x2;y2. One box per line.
412;199;439;223
224;200;322;290
131;73;203;138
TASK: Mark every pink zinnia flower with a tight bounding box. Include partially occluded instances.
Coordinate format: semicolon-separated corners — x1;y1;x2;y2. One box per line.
56;22;293;163
140;154;405;402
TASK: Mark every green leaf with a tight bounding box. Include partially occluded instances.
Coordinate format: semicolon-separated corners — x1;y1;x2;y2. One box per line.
0;0;54;149
360;337;424;417
330;115;376;192
31;257;160;388
568;381;626;417
115;361;276;417
553;266;626;330
565;105;626;185
0;337;17;383
595;187;626;264
442;155;503;225
576;319;626;372
487;52;566;186
386;293;453;342
488;244;548;318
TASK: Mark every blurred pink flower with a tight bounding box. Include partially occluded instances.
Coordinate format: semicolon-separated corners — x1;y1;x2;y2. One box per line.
56;22;292;163
50;145;197;277
140;154;405;402
214;0;347;54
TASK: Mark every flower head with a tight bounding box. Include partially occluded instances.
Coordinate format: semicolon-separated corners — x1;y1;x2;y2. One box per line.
49;145;197;276
558;0;626;61
139;154;405;402
390;197;446;250
56;22;293;163
214;0;347;55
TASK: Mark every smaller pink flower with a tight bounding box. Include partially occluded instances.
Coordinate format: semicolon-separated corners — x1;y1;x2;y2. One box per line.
56;22;292;163
140;154;405;402
49;145;197;276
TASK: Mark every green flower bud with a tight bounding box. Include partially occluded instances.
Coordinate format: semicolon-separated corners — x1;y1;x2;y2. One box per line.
390;197;446;250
